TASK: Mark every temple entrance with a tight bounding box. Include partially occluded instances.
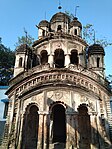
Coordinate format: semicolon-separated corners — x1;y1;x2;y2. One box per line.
21;105;39;149
78;104;91;149
51;104;66;143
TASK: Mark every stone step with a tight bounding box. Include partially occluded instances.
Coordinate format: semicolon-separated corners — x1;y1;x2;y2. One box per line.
50;142;66;149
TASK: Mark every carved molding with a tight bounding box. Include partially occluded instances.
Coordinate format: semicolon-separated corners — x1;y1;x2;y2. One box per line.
17;72;103;99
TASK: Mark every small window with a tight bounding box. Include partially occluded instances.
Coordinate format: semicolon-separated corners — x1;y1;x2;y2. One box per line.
57;25;62;31
97;57;100;67
74;29;77;35
3;102;9;119
19;57;23;67
42;30;45;36
70;50;78;65
40;50;48;64
32;54;39;67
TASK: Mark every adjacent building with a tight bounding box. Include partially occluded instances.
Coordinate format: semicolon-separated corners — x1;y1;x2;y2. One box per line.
1;11;112;149
0;86;9;145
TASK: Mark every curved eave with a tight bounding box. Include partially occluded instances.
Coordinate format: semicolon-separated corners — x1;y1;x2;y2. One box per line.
32;33;87;47
6;64;111;97
88;51;105;56
18;82;95;99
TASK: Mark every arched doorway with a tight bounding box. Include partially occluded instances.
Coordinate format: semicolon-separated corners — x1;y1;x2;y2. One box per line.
54;49;65;68
50;104;66;143
77;104;91;149
40;50;48;64
21;105;39;149
70;49;78;65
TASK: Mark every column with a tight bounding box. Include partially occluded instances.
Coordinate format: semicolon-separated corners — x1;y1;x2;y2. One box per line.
65;54;70;67
17;113;24;149
37;113;44;149
44;113;50;149
48;55;54;67
66;113;70;149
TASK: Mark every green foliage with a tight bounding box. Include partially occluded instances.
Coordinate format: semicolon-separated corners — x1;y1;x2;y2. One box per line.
0;38;15;86
65;11;112;48
15;34;34;48
95;38;112;48
106;75;112;89
83;24;94;44
83;24;112;47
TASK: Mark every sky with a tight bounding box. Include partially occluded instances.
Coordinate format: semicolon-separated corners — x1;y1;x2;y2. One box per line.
0;0;112;76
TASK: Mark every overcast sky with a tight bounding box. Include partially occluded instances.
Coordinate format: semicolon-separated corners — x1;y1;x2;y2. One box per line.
0;0;112;76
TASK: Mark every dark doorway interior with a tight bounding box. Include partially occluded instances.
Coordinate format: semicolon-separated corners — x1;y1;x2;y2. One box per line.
51;104;66;143
78;104;91;149
40;50;48;64
70;50;78;65
21;105;39;149
54;49;65;68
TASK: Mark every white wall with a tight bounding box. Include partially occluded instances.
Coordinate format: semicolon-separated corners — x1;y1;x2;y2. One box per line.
0;86;8;121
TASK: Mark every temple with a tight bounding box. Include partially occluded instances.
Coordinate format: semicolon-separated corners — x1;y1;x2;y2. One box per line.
1;11;112;149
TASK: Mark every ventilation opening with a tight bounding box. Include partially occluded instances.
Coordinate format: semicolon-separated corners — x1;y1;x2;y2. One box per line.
21;105;39;149
97;57;100;67
57;25;62;31
40;50;48;64
32;54;39;67
42;30;45;36
27;57;32;69
70;50;78;65
74;29;77;35
54;49;65;68
3;102;9;119
51;104;66;143
19;57;23;67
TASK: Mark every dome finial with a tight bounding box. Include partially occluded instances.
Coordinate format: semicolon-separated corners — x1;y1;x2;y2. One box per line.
75;6;79;17
93;29;96;44
58;0;62;10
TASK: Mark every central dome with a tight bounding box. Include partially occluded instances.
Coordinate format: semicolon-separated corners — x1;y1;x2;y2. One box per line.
50;12;70;23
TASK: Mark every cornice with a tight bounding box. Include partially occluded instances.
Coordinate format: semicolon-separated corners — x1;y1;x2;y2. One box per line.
6;64;111;98
32;33;87;48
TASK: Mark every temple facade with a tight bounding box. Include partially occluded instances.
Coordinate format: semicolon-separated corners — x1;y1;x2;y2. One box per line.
1;12;112;149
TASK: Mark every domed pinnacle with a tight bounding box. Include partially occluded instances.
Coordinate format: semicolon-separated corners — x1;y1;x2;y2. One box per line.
58;0;62;10
58;6;62;10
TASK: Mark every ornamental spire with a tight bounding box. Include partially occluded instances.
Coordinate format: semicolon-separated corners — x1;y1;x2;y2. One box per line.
58;0;62;10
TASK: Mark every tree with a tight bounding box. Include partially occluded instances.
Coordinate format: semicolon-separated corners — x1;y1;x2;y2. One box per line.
65;11;112;48
0;38;15;86
83;24;112;47
15;30;34;47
